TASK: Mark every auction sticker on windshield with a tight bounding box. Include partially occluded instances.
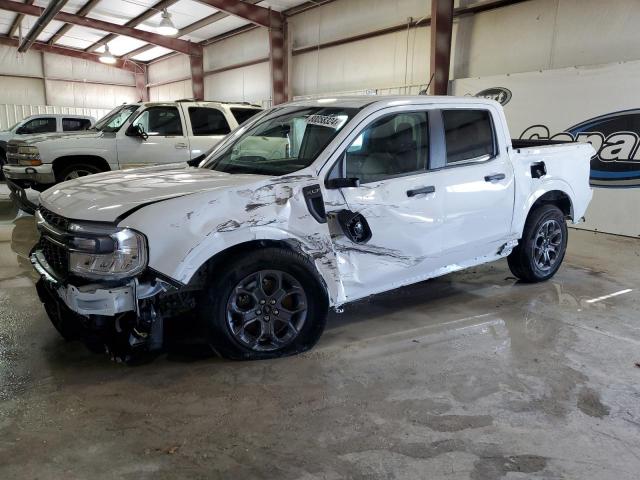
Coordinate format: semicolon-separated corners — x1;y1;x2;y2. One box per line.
306;114;347;129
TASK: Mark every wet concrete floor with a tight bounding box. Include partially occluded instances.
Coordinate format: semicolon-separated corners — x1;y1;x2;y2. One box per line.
1;184;639;479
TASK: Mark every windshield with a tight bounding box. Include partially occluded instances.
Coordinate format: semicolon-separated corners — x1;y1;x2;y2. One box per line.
3;121;21;132
204;106;358;176
93;104;139;132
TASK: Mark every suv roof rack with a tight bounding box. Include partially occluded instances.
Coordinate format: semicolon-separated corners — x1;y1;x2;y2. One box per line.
175;98;262;108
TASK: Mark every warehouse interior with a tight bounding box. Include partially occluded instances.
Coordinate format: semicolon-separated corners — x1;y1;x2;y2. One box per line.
1;0;640;478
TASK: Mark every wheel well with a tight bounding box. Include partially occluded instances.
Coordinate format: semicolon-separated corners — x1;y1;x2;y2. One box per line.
195;240;301;281
190;239;329;292
530;190;573;220
52;155;110;177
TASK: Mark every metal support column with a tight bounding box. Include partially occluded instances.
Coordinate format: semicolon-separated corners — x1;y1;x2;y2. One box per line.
429;0;454;95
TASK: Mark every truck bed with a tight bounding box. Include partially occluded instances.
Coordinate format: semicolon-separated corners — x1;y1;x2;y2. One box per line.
511;138;572;149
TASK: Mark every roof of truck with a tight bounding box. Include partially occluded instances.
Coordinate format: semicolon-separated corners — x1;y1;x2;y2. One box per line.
285;95;501;109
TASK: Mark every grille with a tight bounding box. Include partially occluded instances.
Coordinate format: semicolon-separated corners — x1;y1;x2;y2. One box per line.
39;207;70;231
6;143;19;164
39;236;69;279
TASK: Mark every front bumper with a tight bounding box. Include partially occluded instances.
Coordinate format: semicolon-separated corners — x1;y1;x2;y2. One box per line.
3;163;55;185
32;250;138;316
32;250;168;357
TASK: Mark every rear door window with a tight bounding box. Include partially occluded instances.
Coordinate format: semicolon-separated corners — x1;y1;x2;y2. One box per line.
230;108;262;125
62;118;92;131
442;109;496;164
189;107;231;135
20;117;56;134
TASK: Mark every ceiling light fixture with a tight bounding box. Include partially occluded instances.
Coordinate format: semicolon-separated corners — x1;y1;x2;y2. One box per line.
157;9;178;36
99;44;117;64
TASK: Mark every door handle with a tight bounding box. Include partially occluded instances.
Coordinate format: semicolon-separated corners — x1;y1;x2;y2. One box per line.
175;142;188;149
484;173;506;182
407;185;436;197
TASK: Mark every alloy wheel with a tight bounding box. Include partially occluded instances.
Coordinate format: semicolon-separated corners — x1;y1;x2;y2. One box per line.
532;219;563;272
226;269;308;352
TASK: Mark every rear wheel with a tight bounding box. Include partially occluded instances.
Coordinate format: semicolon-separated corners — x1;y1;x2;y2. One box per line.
0;148;6;181
56;162;103;182
508;204;568;282
199;248;328;360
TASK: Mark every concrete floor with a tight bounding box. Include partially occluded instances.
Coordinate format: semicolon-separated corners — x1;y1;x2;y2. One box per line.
1;184;639;479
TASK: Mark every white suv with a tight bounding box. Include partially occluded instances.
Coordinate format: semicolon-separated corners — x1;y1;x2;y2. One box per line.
3;101;262;190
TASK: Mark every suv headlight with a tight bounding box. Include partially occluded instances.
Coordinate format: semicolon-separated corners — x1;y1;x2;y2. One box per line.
17;145;42;166
68;228;148;280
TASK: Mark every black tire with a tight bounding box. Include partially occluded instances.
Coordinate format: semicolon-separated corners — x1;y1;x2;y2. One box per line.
56;162;103;183
508;204;568;282
0;148;6;181
42;296;82;342
199;247;329;360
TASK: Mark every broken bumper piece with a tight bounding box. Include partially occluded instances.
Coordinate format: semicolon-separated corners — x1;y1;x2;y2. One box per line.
32;251;167;358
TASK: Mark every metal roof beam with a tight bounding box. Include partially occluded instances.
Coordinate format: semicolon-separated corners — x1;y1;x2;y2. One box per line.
48;0;101;45
0;0;200;55
17;0;67;52
7;0;33;38
85;0;180;53
0;35;144;72
195;0;283;29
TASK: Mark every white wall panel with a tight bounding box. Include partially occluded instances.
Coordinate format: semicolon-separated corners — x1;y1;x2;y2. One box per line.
43;53;135;86
45;80;138;109
292;26;430;97
289;0;429;49
0;77;45;105
148;54;191;85
204;28;270;71
204;62;270;105
451;0;558;78
0;45;43;77
551;0;640;69
149;79;193;102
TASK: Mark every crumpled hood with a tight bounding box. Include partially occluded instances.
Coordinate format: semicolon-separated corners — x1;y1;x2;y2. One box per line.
11;130;103;145
39;164;266;222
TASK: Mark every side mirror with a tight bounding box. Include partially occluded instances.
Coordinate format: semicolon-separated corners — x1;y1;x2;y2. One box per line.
325;177;360;189
187;154;206;167
15;127;27;135
126;124;148;140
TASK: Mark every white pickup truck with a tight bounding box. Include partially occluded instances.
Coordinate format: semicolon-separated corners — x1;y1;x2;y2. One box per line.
2;100;262;192
0;113;94;179
31;96;593;362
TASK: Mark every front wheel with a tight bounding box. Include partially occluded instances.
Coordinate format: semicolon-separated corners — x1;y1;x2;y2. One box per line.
56;162;103;183
199;248;328;360
508;204;568;282
0;149;6;181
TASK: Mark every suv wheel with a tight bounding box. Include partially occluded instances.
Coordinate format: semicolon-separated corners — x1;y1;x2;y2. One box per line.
508;204;568;282
200;247;328;360
57;163;102;182
0;149;6;181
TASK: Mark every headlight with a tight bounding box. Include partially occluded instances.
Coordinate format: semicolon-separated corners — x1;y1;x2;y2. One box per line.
16;145;41;166
68;228;148;280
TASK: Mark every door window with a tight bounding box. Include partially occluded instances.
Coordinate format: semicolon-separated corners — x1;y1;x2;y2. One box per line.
62;118;92;131
132;107;183;136
20;117;56;134
337;112;429;184
442;110;496;164
189;107;231;135
230;107;262;125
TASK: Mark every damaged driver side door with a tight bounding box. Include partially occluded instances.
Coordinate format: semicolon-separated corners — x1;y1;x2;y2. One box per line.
323;108;446;302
